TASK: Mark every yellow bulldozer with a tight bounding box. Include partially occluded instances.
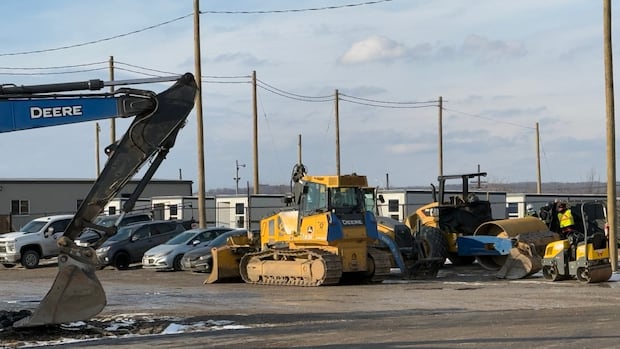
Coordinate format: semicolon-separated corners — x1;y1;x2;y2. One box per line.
206;164;441;286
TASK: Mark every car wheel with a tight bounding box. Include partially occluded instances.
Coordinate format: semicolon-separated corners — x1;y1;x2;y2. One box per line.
21;249;40;269
113;252;130;270
172;254;184;271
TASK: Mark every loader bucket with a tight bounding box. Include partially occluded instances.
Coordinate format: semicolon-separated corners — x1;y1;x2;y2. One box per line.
205;246;242;284
14;250;105;328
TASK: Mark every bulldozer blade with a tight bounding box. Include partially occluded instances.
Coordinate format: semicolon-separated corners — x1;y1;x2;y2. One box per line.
205;246;242;284
14;251;105;328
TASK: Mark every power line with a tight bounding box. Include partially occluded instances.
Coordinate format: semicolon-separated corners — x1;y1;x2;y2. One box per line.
256;82;333;103
0;14;193;57
442;107;535;130
257;79;333;100
0;67;108;76
339;96;437;109
0;61;107;70
339;93;438;105
201;0;392;14
0;0;392;57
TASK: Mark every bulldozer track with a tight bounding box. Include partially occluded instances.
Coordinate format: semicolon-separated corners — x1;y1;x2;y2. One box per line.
240;249;342;287
367;247;391;283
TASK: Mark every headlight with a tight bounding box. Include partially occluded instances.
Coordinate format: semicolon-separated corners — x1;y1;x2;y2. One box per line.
96;246;111;253
6;241;15;252
198;254;211;261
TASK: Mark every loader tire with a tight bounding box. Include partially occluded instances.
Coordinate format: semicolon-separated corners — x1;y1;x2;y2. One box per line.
417;226;448;264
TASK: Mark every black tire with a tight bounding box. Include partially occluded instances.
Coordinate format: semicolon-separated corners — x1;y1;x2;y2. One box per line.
113;252;130;270
172;254;184;271
417;226;449;263
448;253;476;266
2;263;16;268
20;249;40;269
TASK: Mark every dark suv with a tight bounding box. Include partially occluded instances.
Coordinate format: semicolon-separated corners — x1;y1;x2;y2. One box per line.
75;213;152;246
95;220;185;270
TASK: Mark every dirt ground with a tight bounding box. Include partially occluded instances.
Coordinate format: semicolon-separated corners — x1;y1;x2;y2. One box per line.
2;261;620;348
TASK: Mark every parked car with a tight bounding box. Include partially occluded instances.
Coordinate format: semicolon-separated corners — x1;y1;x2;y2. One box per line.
95;220;186;270
75;212;153;246
0;215;73;268
181;229;248;273
142;227;233;271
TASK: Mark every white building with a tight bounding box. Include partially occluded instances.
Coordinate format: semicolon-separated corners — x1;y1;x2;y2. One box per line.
506;193;607;218
215;194;291;230
376;189;508;221
150;195;216;225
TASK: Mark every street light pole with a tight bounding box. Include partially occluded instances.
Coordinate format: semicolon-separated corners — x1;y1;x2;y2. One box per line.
235;160;246;195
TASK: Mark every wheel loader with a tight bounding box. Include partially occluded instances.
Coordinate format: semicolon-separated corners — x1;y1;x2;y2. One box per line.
541;201;612;283
206;164;438;286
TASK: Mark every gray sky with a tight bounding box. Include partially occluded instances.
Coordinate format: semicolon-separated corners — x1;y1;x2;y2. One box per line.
0;0;614;190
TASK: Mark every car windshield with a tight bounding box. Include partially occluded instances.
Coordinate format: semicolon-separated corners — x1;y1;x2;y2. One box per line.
107;226;134;241
165;230;198;245
208;230;245;247
20;221;47;234
94;216;119;227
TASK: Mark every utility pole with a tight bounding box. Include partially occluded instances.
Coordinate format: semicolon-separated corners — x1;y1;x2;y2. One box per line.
438;96;443;177
95;122;101;175
109;56;116;143
194;0;207;228
335;89;341;176
298;134;302;165
234;160;246;195
252;70;259;194
603;0;617;271
536;122;542;193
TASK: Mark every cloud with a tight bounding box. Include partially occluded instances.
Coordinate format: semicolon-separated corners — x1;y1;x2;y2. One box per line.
209;52;266;66
341;34;526;65
461;34;527;63
340;35;407;64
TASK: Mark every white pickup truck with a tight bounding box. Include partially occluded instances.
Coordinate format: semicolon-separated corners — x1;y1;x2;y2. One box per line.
0;215;73;269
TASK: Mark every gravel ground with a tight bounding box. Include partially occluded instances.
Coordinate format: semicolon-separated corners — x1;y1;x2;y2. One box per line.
2;260;620;348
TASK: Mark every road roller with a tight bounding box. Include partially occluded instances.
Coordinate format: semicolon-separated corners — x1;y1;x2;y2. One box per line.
541;202;612;283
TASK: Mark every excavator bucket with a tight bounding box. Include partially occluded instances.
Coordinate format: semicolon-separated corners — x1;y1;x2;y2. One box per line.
14;73;197;327
14;248;105;327
205;246;242;284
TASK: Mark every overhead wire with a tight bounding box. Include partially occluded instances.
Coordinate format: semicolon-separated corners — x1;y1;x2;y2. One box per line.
0;0;392;57
201;0;391;14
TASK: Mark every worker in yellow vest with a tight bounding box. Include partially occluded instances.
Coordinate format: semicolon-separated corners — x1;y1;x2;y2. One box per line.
557;202;576;237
